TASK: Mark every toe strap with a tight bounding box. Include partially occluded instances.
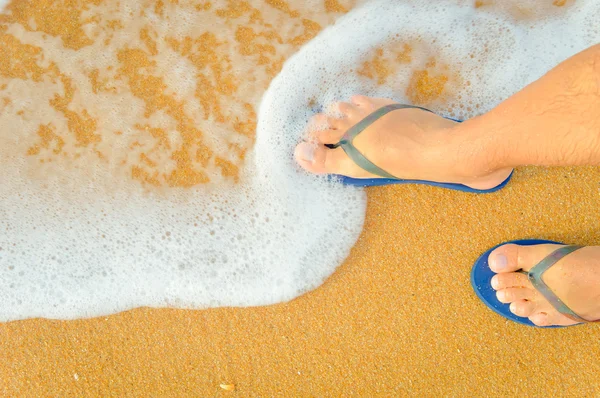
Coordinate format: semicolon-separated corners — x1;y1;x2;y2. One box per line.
522;245;599;323
328;103;433;179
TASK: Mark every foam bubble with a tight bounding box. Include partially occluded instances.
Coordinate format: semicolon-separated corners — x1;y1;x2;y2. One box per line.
1;0;599;321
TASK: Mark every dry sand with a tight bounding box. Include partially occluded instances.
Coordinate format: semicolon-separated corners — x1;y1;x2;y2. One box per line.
1;0;599;396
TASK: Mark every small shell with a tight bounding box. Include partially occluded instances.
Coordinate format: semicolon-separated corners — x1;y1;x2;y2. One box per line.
220;384;235;391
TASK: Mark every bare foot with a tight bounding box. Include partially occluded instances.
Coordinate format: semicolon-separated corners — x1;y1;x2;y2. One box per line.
294;95;512;190
489;243;600;326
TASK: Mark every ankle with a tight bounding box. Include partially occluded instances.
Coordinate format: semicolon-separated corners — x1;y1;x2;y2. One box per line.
446;115;511;179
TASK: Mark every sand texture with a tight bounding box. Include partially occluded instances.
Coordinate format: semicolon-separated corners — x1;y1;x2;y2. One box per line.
3;167;600;396
1;0;600;396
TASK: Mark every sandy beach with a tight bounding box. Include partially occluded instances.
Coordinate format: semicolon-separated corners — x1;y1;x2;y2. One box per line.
1;0;600;396
3;166;600;396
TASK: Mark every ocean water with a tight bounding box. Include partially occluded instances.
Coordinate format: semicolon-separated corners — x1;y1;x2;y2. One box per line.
0;0;598;321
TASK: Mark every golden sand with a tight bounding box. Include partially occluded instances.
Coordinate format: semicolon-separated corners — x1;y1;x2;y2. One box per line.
2;167;600;396
1;0;599;396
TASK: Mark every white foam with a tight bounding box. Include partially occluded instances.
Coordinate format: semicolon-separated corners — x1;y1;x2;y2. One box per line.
1;0;599;321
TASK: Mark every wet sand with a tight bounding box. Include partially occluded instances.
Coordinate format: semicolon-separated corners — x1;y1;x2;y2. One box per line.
3;167;600;396
1;0;600;396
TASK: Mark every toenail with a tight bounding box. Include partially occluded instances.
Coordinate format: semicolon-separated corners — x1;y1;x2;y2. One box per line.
496;290;506;301
491;276;499;289
297;143;315;163
492;254;507;270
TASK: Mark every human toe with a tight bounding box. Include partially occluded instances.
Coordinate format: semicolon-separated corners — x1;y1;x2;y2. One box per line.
294;143;352;175
529;312;551;327
491;272;530;290
496;287;534;303
326;101;357;120
489;244;521;273
509;299;536;317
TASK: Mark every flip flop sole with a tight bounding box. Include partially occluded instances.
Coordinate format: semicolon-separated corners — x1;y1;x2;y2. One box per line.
333;171;512;193
470;239;582;328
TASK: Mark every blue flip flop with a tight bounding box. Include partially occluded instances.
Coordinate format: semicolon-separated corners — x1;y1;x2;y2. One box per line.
471;239;599;328
326;103;512;193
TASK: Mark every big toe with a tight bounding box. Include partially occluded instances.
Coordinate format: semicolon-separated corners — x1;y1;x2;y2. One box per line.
294;142;351;175
488;244;521;273
488;243;565;274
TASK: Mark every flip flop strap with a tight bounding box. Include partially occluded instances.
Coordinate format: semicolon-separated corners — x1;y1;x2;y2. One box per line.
520;245;596;323
328;104;433;179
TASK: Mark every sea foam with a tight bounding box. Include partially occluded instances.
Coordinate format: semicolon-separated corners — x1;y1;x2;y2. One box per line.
1;0;599;321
